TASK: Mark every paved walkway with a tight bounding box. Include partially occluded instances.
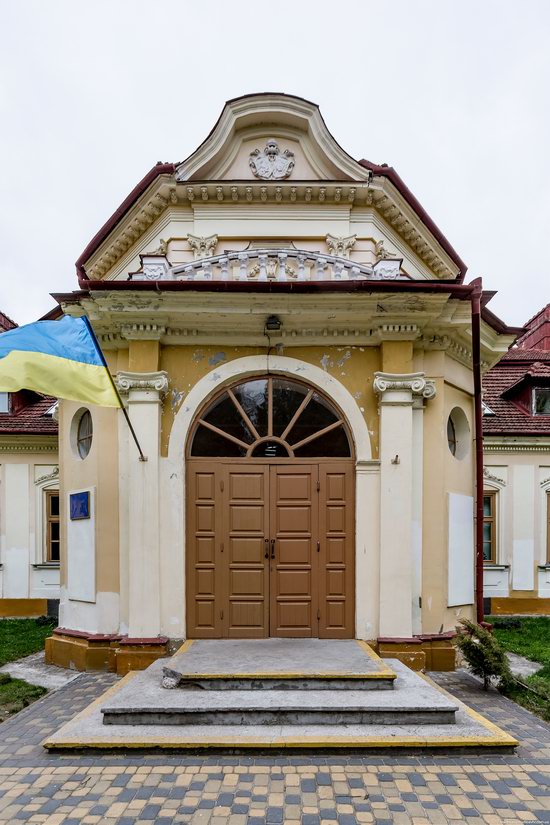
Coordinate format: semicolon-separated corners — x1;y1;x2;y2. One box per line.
0;669;549;823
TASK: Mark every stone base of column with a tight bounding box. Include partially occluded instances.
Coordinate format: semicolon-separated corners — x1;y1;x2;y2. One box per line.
376;633;457;671
45;628;170;675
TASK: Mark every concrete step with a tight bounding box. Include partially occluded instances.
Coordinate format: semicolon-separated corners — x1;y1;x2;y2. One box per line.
162;638;396;691
45;659;518;753
101;660;458;727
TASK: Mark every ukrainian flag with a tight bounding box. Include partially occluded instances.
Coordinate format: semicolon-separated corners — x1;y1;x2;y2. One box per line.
0;315;120;407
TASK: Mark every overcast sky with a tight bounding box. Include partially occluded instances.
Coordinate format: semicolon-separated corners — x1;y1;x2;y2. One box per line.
1;0;548;328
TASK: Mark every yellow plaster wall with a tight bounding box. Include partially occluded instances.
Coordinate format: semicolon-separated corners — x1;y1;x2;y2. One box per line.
59;400;120;593
422;351;476;633
381;340;413;374
159;344;381;458
128;340;159;372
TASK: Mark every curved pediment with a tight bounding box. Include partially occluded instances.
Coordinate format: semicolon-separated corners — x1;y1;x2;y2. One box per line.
175;93;371;183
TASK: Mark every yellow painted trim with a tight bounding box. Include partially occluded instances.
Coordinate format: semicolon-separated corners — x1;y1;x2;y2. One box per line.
44;667;517;751
356;640;397;677
173;639;194;656
0;598;48;618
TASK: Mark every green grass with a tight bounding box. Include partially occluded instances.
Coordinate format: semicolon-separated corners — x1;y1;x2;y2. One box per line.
488;616;550;721
0;673;46;721
0;617;56;667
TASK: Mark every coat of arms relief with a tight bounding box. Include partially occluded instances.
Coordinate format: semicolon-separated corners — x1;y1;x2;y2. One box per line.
249;139;295;180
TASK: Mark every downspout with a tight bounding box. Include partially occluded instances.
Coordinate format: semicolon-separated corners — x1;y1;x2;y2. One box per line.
470;277;484;624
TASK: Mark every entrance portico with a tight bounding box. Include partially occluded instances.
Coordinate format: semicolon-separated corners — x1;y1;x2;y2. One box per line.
46;93;519;674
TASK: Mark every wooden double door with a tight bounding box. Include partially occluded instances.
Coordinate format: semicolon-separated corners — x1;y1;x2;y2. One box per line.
186;461;354;639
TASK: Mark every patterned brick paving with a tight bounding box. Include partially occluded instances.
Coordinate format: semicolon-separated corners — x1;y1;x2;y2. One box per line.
0;669;549;823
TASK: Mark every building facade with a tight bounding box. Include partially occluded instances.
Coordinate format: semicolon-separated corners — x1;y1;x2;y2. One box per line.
0;312;60;617
46;94;517;673
483;304;550;613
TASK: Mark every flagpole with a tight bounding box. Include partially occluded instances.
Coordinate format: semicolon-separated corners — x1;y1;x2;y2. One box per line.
82;317;148;462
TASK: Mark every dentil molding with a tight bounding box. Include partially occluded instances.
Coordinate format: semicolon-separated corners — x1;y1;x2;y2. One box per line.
373;371;437;401
115;370;169;397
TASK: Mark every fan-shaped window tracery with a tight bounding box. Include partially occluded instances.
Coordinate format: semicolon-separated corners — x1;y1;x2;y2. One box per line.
189;377;352;458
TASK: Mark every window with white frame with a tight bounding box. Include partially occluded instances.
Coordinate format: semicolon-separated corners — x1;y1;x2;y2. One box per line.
534;388;550;415
0;393;9;413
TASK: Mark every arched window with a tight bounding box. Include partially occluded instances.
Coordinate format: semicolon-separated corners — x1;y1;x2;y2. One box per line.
189;376;352;458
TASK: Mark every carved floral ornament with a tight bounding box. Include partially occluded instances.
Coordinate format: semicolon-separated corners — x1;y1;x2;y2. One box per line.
325;234;356;259
187;234;218;260
373;372;437;401
249;139;295;180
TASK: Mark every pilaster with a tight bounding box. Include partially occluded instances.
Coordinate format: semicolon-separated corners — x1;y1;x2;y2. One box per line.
115;370;168;638
373;372;436;638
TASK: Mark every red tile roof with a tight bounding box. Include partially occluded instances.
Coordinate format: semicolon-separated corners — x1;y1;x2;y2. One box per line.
483;348;550;436
0;312;58;437
0;394;58;436
0;312;17;332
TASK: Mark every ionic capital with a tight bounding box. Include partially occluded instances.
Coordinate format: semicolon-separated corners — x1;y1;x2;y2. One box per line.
373;371;437;404
115;370;169;398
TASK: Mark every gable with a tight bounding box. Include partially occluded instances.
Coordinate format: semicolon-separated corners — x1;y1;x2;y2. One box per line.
76;93;466;284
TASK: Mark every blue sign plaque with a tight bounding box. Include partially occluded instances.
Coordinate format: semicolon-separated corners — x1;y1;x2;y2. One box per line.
70;491;90;520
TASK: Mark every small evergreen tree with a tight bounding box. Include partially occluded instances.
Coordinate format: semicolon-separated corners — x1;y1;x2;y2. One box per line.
456;618;513;690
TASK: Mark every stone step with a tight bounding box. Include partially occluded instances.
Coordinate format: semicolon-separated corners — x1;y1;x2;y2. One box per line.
45;659;518;753
101;660;458;727
162;638;396;691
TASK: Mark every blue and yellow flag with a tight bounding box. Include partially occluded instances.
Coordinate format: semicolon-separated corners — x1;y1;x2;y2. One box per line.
0;315;121;408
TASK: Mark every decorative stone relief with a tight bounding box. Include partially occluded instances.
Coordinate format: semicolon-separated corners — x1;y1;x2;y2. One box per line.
249;139;295;180
115;371;169;397
373;372;437;401
187;233;218;260
139;256;171;280
374;240;396;260
147;238;168;256
325;234;357;259
35;466;59;487
248;259;297;280
484;467;507;487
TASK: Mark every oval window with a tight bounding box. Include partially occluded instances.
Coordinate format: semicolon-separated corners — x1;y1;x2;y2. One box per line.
76;409;93;459
447;407;470;460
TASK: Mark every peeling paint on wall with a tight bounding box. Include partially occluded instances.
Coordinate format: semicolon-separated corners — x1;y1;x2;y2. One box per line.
192;349;205;364
320;354;331;371
208;351;227;367
170;388;186;412
336;350;351;368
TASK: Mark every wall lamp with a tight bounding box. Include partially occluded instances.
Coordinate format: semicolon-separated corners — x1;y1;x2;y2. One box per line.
265;315;282;332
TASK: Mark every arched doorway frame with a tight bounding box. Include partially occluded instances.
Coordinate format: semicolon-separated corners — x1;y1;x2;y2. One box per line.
165;355;378;640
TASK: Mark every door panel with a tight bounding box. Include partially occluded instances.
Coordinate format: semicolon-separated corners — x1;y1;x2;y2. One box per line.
318;463;354;638
224;466;269;638
186;464;223;638
270;465;318;637
187;460;355;639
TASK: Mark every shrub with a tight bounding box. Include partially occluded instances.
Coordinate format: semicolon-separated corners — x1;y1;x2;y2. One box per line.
456;618;513;690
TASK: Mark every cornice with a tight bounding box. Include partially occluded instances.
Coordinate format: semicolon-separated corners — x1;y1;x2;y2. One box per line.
83;179;457;283
484;437;550;453
0;436;58;453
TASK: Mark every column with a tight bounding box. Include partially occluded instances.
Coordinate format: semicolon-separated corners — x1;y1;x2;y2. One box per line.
374;372;435;638
115;370;168;638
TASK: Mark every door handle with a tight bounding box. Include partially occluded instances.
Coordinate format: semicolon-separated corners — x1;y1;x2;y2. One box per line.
264;538;269;559
270;538;276;559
